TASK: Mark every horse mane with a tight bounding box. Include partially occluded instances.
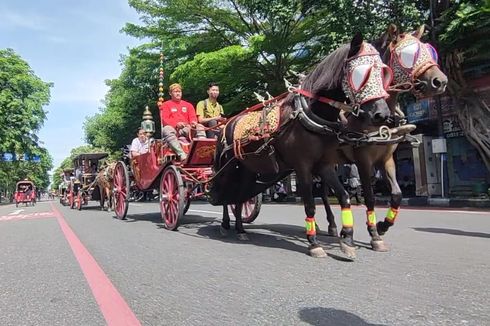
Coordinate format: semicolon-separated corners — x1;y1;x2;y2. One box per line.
283;44;351;121
300;44;350;94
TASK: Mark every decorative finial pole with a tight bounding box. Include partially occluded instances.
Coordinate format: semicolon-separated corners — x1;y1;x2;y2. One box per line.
157;52;165;106
141;105;155;135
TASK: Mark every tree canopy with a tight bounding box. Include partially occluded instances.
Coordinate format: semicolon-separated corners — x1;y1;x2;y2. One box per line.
0;49;53;195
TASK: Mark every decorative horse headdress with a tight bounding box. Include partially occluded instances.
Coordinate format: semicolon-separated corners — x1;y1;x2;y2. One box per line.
342;43;393;108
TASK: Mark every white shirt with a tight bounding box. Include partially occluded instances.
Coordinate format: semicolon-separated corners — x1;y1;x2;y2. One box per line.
130;137;149;157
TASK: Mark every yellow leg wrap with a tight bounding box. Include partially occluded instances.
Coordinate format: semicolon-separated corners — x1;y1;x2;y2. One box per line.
386;207;399;224
366;210;376;226
341;209;354;228
305;217;316;236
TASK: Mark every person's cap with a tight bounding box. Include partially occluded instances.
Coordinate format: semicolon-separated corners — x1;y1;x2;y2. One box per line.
169;83;182;92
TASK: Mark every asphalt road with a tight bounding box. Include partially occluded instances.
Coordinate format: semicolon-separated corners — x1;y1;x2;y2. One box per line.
0;199;489;326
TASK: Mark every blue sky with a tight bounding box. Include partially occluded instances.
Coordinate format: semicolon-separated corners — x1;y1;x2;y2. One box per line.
0;0;141;172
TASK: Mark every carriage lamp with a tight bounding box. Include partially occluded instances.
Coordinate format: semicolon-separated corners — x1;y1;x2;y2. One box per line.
141;106;155;135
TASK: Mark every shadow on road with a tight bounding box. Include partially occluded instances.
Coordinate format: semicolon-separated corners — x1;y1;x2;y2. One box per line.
120;212;216;228
412;227;490;239
193;222;340;256
298;307;386;326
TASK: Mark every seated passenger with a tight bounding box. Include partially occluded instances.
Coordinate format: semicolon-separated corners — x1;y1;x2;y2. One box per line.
159;83;205;161
196;82;226;139
130;128;150;158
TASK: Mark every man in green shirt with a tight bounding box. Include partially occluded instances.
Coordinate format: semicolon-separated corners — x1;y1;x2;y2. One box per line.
196;82;226;138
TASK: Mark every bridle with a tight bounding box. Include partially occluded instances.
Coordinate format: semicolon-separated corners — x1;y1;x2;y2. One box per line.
387;33;440;96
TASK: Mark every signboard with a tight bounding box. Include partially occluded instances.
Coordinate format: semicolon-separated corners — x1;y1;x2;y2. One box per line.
0;153;42;162
407;99;432;123
443;115;464;138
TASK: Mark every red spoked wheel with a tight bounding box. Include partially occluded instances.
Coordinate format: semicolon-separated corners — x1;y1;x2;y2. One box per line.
160;165;185;231
69;191;75;209
77;192;82;211
229;193;262;224
113;161;130;220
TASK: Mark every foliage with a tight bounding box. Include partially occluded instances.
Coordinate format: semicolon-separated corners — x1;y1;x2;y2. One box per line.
0;49;52;153
0;49;53;196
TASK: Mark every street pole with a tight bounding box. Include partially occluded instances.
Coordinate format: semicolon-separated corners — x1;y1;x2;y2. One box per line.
430;0;447;198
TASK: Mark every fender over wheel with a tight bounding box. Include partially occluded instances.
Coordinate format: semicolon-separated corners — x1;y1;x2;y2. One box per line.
229;193;263;224
113;161;130;219
160;165;185;231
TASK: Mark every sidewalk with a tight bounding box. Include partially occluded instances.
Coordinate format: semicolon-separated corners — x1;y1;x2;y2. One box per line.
274;196;490;209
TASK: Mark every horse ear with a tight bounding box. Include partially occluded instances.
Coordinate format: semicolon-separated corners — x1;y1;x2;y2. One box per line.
413;25;425;39
348;32;363;58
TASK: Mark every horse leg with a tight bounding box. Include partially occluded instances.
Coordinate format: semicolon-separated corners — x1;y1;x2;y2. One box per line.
318;166;356;260
296;169;326;258
106;186;112;212
99;185;105;211
377;156;402;236
234;203;249;241
321;187;338;237
357;161;389;252
220;204;231;236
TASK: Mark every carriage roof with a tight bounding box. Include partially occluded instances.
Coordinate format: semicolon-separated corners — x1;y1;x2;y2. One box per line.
73;152;108;166
15;180;35;188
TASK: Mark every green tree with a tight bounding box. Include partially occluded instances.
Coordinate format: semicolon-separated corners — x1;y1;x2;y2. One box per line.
0;49;53;197
0;49;52;153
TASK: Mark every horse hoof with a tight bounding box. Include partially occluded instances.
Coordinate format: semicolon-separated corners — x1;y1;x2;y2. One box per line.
339;241;357;261
237;233;249;241
309;246;327;258
327;227;338;237
219;226;229;237
371;240;389;252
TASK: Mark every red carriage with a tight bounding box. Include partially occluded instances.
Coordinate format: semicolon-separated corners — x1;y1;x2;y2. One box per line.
14;180;36;207
112;135;261;230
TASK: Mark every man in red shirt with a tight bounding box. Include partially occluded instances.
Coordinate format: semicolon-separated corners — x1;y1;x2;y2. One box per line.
159;83;205;161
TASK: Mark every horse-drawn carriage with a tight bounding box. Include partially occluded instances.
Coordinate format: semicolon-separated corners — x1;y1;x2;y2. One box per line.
68;153;108;210
112;136;261;230
14;180;36;207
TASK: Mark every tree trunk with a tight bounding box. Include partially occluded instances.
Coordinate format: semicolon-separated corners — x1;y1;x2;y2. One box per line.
444;51;490;172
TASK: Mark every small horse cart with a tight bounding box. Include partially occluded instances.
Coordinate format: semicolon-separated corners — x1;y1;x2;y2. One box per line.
68;153;108;210
112;137;262;230
14;180;36;207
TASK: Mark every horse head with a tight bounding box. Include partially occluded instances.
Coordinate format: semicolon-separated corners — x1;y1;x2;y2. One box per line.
377;24;448;98
342;33;392;126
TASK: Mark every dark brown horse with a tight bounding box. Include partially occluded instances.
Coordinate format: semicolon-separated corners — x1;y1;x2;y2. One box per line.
209;33;393;259
320;25;448;248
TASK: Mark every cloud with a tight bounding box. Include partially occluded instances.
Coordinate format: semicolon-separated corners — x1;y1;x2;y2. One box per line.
42;35;69;44
0;7;50;31
50;78;109;103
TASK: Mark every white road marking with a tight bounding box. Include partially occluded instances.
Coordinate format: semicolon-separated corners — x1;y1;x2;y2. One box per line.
8;209;24;215
188;209;222;215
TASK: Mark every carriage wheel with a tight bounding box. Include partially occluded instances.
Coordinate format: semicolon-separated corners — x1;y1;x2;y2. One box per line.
77;192;82;211
113;161;130;220
160;165;185;231
229;193;263;224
